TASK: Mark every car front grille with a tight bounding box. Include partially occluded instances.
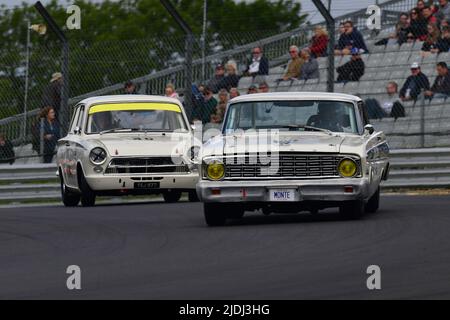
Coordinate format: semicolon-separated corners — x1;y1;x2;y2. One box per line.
212;153;360;180
105;157;189;175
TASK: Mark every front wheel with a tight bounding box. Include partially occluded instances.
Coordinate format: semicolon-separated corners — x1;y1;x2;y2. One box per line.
78;169;96;207
188;190;199;202
204;203;227;226
365;187;380;213
163;190;182;203
340;200;365;220
60;176;80;207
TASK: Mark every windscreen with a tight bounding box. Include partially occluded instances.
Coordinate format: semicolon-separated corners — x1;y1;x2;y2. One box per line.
224;100;359;134
86;102;187;134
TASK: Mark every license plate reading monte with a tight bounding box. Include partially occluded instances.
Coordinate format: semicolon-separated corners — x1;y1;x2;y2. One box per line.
269;189;297;202
134;182;160;189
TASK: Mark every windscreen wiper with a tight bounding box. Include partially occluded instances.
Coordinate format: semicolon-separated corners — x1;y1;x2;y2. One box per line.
282;125;333;135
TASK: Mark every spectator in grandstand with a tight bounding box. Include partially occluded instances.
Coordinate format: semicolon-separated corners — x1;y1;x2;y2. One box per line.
309;26;329;58
408;8;428;40
0;133;15;165
243;47;269;77
382;82;406;119
41;72;62;116
165;83;180;100
207;64;225;93
259;82;270;93
218;60;240;91
434;26;450;52
192;86;217;124
124;81;138;94
281;45;304;81
39;107;60;163
335;20;369;56
436;0;450;23
336;48;365;83
375;13;410;46
417;0;426;12
425;61;450;99
247;84;259;94
421;23;441;56
229;87;240;99
400;62;431;101
299;50;319;81
422;6;438;25
211;89;229;124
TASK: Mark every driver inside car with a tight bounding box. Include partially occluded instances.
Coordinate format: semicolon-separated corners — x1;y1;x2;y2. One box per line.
307;102;344;132
91;112;115;133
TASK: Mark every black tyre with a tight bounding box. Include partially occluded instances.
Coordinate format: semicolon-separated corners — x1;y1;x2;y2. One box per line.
365;187;380;213
60;174;80;207
188;190;199;202
204;203;227;226
340;200;365;220
78;169;96;207
163;190;182;203
227;207;245;219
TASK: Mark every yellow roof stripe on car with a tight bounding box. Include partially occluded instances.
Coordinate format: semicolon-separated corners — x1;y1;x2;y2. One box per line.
89;103;181;114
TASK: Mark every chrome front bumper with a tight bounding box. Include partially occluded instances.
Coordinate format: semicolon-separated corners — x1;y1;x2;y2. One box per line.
197;178;371;203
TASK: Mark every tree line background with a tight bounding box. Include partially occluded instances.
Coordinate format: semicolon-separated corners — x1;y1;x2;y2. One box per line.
0;0;306;119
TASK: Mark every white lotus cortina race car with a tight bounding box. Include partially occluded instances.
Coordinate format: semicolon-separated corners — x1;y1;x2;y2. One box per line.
197;92;390;226
57;95;199;207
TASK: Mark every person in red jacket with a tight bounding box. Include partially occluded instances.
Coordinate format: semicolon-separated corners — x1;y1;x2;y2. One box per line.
309;26;329;58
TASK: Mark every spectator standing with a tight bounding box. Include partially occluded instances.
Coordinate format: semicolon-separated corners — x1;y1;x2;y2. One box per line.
165;83;180;100
41;72;62;116
39;107;60;163
400;62;431;101
192;86;217;124
336;48;365;82
244;47;269;77
408;9;428;40
218;60;240;91
309;26;329;58
425;61;450;99
0;134;15;165
421;23;441;56
436;0;450;23
299;50;319;81
229;88;240;99
335;20;369;55
124;81;138;94
281;46;304;81
207;64;225;93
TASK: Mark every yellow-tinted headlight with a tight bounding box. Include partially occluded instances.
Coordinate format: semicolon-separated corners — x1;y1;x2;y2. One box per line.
206;162;225;180
338;159;358;178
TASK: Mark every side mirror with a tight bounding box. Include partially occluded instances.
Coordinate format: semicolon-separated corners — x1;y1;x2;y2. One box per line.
73;126;81;135
364;124;375;135
191;124;196;131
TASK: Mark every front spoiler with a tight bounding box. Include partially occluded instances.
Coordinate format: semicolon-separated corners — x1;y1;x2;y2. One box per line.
197;178;372;203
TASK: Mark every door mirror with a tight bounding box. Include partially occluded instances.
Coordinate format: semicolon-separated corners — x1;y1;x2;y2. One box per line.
364;124;375;135
73;126;82;135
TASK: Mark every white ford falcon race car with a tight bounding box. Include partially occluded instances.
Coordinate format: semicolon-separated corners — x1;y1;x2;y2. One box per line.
197;92;390;226
57;95;199;207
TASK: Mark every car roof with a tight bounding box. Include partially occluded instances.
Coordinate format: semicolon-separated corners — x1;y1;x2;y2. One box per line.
79;95;182;106
229;92;362;104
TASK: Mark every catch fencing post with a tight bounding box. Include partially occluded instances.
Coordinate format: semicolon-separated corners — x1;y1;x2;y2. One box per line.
34;1;70;137
39;118;44;163
420;90;425;148
311;0;335;93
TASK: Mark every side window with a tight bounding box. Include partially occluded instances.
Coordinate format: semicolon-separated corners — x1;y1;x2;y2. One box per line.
358;101;369;126
69;106;81;134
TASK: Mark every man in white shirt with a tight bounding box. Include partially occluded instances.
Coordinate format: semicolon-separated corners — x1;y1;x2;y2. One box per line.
244;47;269;77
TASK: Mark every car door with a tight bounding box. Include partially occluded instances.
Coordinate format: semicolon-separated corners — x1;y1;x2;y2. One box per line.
61;105;83;188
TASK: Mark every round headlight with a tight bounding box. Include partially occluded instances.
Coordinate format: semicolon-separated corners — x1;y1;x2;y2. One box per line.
89;147;107;165
338;158;358;178
206;161;225;180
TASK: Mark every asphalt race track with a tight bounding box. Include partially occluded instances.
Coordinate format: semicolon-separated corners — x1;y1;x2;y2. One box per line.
0;195;449;299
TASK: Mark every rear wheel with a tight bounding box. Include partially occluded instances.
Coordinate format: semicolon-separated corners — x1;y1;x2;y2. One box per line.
340;200;365;220
163;190;182;203
365;187;380;213
60;173;80;207
78;168;96;207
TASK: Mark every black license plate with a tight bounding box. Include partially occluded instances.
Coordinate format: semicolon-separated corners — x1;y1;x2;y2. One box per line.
134;182;160;189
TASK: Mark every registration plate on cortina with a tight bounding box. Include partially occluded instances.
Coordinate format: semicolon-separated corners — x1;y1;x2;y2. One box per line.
269;189;297;202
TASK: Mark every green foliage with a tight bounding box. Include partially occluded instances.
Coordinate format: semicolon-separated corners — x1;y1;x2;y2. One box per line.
0;0;306;119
